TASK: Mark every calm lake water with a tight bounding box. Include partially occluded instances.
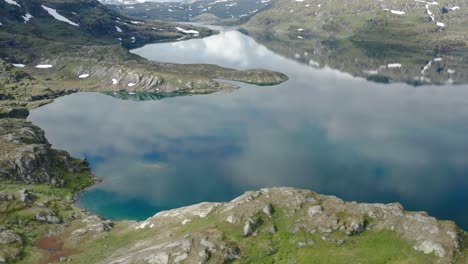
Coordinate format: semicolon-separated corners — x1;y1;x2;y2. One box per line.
29;30;468;229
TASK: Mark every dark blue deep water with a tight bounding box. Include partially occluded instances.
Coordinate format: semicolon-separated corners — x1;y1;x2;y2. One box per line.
29;31;468;229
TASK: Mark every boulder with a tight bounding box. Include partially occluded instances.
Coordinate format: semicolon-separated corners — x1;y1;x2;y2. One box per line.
17;189;34;204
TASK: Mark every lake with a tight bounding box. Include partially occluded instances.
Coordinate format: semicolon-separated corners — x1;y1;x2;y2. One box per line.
29;30;468;229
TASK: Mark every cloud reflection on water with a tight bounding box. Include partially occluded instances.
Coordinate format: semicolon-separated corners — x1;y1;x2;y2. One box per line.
30;31;468;229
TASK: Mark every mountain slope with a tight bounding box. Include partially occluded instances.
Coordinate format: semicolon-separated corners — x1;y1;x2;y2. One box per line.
0;0;287;112
236;0;468;85
244;0;468;51
0;0;212;52
104;0;273;24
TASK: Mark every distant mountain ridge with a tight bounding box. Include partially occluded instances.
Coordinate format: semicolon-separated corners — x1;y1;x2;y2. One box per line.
0;0;212;61
99;0;194;4
104;0;272;24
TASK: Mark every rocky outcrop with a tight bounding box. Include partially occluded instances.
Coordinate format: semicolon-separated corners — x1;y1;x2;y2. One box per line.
0;229;23;262
71;215;114;237
0;118;88;185
77;188;465;264
17;189;34;204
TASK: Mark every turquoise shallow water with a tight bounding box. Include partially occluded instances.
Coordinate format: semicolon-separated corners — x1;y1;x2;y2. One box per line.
29;31;468;229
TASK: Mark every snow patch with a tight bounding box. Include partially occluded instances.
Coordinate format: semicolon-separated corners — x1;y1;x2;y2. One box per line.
41;5;79;27
4;0;20;7
421;61;431;74
116;26;123;33
79;74;90;79
12;63;25;68
436;22;445;27
390;10;405;15
309;60;320;67
425;5;434;21
363;70;379;75
35;64;53;69
175;27;199;35
387;63;402;68
22;13;33;23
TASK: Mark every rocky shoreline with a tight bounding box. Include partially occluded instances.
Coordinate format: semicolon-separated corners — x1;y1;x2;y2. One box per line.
27;188;468;263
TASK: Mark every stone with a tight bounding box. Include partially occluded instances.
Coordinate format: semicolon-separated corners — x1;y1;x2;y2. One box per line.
307;205;323;217
0;230;22;245
415;240;446;258
198;249;210;262
346;220;366;235
243;218;257;237
262;203;273;216
173;253;188;263
226;215;238;224
0;192;14;202
18;189;33;204
200;239;216;252
34;211;61;224
267;247;278;256
223;245;241;261
298;240;315;248
144;252;169;264
318;227;333;233
269;225;278;234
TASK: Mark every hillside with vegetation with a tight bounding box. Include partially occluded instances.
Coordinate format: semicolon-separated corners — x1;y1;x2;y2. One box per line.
0;0;287;115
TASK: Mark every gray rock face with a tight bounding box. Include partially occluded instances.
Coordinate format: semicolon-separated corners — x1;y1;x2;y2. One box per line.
269;225;278;234
0;230;22;262
243;218;258;237
307;205;323;217
262;203;273;216
222;245;241;262
35;211;62;224
0;230;22;245
0;119;88;185
71;216;114;236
